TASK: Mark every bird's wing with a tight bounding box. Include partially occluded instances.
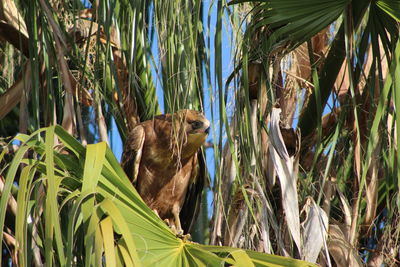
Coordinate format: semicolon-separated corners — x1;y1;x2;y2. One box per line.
121;125;145;184
180;149;207;234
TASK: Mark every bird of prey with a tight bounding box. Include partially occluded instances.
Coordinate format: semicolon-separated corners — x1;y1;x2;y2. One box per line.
121;109;210;235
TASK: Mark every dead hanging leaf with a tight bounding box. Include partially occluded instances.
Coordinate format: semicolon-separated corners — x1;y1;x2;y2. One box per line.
322;177;335;216
0;61;31;119
79;8;93;19
250;99;258;164
96;101;109;144
278;28;328;130
69;17;120;48
112;47;140;130
248;62;261;100
328;224;363;267
0;0;29;56
268;107;302;255
224;185;255;247
336;38;389;105
387;113;397;155
0;0;28;37
356;44;373;95
353;119;361;183
262;126;276;188
67;71;93;106
301;197;329;263
269;108;290;161
39;0;76;134
61;86;76;135
57;41;76;135
364;141;380;230
19;62;31;134
0;21;29;56
253;177;288;255
337;189;352;240
68;19;99;43
349;190;360;247
75;8;119;47
334;61;350;104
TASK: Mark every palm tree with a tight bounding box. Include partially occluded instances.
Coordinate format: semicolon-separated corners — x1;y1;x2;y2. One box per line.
0;0;399;266
210;0;400;266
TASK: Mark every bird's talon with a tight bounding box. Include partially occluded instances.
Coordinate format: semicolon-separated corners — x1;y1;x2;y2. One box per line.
153;209;160;217
179;233;192;242
169;225;184;236
176;229;184;236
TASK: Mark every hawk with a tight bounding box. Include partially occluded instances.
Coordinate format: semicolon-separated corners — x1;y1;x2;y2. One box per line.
121;110;210;234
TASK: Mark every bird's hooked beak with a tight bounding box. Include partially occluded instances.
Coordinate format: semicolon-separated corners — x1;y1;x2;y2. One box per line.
200;120;211;136
203;119;210;135
188;117;210;136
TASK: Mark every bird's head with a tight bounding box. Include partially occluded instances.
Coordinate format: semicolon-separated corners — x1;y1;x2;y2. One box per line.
172;109;210;157
180;110;210;135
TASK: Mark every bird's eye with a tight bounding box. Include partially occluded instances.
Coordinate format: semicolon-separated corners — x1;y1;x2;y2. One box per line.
191;120;203;129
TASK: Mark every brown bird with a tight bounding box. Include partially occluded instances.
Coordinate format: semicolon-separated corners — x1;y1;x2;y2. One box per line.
121;109;210;235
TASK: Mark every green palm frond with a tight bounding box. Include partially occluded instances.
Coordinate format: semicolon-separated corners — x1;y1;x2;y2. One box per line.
0;126;317;266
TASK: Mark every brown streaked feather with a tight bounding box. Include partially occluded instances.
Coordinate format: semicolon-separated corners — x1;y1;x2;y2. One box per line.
121;110;210;234
121;125;145;184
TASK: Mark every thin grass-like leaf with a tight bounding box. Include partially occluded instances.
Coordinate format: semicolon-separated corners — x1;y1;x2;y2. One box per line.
44;126;66;265
15;164;34;266
376;0;400;21
0;145;29;263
